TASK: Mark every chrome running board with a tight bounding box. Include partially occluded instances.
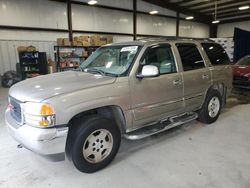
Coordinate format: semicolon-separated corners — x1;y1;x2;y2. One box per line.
124;112;198;140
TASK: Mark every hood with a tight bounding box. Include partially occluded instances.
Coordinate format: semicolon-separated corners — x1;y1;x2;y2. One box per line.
233;65;250;76
9;71;116;102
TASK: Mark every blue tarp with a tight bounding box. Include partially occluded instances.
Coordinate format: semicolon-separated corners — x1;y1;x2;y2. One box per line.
233;27;250;62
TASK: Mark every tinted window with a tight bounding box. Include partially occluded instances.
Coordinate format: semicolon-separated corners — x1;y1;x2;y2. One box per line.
140;45;177;74
202;43;230;65
177;44;205;71
237;56;250;65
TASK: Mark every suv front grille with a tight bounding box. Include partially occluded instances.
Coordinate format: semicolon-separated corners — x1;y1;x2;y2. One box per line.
9;97;23;124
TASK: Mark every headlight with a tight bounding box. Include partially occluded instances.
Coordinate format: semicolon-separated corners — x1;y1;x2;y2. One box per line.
24;102;56;128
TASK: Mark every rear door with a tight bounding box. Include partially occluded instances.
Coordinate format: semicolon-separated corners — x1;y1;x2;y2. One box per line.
175;43;212;111
201;43;233;91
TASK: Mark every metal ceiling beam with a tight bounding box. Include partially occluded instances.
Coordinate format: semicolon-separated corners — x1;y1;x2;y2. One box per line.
204;7;243;15
187;0;235;10
179;0;215;7
142;0;212;23
201;1;250;13
220;16;250;24
218;11;250;19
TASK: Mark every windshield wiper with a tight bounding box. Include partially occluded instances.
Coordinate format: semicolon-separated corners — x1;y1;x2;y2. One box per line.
84;68;105;76
84;68;118;77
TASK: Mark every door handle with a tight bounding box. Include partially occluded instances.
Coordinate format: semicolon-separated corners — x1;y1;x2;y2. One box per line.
173;79;182;85
202;74;209;79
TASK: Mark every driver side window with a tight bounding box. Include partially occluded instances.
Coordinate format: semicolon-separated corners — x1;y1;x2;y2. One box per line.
140;45;177;74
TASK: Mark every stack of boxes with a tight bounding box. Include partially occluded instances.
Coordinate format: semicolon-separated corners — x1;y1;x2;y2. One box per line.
57;35;113;46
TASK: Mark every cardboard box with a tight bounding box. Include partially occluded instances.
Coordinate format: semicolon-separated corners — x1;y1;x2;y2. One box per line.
73;36;79;41
91;35;101;46
82;41;90;47
63;38;71;46
100;36;107;46
106;36;113;44
77;41;83;46
79;35;90;42
82;51;88;58
57;38;64;46
72;41;77;46
26;46;36;52
17;46;27;52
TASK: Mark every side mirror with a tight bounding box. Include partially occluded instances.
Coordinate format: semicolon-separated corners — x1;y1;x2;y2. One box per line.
136;65;160;78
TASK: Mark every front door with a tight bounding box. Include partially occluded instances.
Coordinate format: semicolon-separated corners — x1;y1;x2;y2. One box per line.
129;44;184;128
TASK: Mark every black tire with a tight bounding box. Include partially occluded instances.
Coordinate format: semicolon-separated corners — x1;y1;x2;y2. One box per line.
67;115;121;173
198;89;222;124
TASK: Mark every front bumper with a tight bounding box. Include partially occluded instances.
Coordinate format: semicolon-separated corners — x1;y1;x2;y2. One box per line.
5;109;68;158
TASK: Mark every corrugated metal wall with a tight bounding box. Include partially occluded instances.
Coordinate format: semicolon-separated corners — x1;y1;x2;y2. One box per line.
0;40;55;75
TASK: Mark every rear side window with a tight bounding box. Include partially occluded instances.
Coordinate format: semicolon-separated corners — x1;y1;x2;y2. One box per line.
202;43;230;65
176;44;205;71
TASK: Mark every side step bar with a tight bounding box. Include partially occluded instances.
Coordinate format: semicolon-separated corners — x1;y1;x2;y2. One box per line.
124;112;198;140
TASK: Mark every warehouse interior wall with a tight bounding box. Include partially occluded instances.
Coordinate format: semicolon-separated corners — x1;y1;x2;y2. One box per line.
0;0;211;75
217;21;250;38
179;20;209;38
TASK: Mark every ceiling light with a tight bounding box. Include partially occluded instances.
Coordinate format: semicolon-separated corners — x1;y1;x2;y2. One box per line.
212;0;219;24
212;20;220;24
185;16;194;20
149;10;158;15
239;5;249;10
88;0;98;5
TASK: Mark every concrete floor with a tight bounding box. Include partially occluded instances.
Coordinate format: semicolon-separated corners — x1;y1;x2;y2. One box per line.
0;86;250;188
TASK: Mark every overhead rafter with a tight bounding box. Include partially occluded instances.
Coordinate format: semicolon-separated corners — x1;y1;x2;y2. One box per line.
220;15;250;24
187;0;236;10
218;11;250;19
142;0;213;24
200;1;250;13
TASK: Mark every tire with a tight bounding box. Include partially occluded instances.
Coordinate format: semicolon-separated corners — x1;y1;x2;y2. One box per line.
67;115;121;173
198;89;222;124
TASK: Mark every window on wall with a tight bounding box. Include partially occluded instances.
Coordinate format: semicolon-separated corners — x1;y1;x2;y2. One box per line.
201;43;230;65
177;44;205;71
140;45;177;74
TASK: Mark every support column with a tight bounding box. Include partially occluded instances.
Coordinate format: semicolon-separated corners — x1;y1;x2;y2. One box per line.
133;0;137;40
176;11;180;37
67;0;73;43
209;24;218;38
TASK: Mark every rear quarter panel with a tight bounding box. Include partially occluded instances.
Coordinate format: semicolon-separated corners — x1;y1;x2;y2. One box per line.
209;65;233;96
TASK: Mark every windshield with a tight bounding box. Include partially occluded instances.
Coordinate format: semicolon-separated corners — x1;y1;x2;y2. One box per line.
80;45;140;76
237;56;250;66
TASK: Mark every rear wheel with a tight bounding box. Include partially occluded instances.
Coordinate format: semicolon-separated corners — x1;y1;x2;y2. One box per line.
198;90;222;124
67;116;121;173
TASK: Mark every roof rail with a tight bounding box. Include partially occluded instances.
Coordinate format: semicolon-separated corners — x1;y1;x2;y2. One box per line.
137;37;214;42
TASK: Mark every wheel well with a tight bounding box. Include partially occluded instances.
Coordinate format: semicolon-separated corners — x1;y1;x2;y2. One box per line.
67;106;126;133
207;83;227;107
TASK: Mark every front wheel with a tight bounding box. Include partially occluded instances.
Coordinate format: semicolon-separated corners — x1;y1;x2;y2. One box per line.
68;116;121;173
198;90;222;124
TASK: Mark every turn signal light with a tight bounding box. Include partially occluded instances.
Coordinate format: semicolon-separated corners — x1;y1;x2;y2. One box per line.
40;104;55;116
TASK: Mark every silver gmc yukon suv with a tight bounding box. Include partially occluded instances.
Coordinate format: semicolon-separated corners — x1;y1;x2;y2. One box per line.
6;38;233;173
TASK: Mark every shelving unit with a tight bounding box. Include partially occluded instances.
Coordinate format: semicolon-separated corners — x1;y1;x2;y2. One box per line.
19;51;48;80
54;46;100;72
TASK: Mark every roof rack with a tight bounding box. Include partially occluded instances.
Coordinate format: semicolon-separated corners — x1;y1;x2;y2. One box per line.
137;37;214;42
